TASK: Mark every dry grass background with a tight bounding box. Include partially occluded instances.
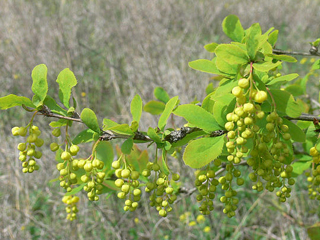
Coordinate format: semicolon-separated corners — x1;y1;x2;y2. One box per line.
0;0;320;239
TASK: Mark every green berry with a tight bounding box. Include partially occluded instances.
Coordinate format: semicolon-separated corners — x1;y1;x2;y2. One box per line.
159;209;167;217
18;127;28;136
121;184;130;193
27;134;37;143
84;162;93;172
243;103;255;113
52;128;61;137
121;169;131;178
81;175;89;183
35;138;44;147
17;143;26;151
50;142;59;152
69;145;80;156
12;126;20;136
254;91;268;103
112;160;121;169
232;86;243;97
61;151;71;161
172;173;180;181
238;78;249;88
152;163;160;171
131;171;140;180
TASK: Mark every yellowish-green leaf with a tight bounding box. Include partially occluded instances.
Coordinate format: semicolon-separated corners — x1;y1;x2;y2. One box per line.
183;136;225;168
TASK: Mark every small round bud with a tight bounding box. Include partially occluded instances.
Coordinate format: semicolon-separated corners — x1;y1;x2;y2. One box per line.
254;91;268;103
12;126;20;136
61;151;71;161
52;128;61;137
50;142;59;152
69;145;80;156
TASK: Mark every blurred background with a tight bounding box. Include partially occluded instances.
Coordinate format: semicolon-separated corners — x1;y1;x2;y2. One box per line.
0;0;320;239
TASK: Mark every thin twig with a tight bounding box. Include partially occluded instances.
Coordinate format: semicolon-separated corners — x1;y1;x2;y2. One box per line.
273;48;320;57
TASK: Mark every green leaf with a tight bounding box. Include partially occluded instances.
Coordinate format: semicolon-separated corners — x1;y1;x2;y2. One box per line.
130;94;142;123
159;150;170;175
205;83;214;95
109;124;133;135
102;180;119;192
56;68;77;108
125;144;149;173
307;222;320;240
268;30;278;47
202;91;215;114
174;104;221;132
130;121;139;132
253;61;282;72
102;118;119;130
291;160;311;176
188;59;220;74
43;96;68;115
267;73;299;85
215;57;238;75
313;38;320;46
282;118;305;142
204;42;219;53
121;138;133;155
269;90;302;118
154;87;170;103
31;64;48;106
285;84;304;97
158;96;179;130
312;59;320;70
183;136;225;168
143;100;165;115
215;44;249;65
147;127;162;143
266;54;297;63
80;108;101;134
222;15;244;42
95;141;114;170
72;129;95;144
0;94;35;110
49;120;67;128
246;23;262;60
212;94;235;127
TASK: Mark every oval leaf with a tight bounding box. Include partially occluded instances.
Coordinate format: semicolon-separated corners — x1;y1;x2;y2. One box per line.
222;15;244;42
174;104;221;132
204;42;219;53
80;108;101;133
267;73;299;86
0;94;35;110
188;59;220;74
130;94;142;123
183;136;225;168
95;141;114;170
121;138;134;155
215;44;249;65
31;64;48;106
72;129;95;145
158;96;179;130
282;118;305;142
253;61;282;72
269;90;302;118
154;87;170;103
143;100;165;115
56;68;77;108
44;95;68;115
